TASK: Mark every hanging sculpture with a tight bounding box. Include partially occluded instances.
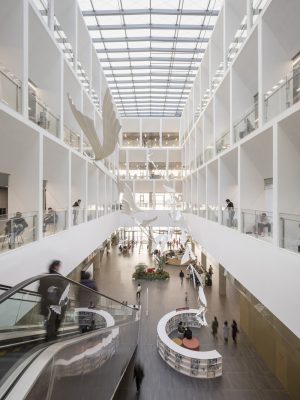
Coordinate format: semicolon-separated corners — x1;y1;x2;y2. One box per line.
67;90;120;161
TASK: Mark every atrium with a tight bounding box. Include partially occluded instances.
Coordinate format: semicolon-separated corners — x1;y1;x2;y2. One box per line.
0;0;299;399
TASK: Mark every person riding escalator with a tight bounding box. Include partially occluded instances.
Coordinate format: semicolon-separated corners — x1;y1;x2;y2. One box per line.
38;260;69;342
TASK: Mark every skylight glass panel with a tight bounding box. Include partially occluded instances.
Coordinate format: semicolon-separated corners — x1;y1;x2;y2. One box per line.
79;0;223;116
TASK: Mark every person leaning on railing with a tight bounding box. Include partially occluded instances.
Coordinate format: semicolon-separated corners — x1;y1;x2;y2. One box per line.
257;212;271;236
5;211;28;249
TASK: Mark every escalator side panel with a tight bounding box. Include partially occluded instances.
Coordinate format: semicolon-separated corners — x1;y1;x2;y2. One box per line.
23;321;139;400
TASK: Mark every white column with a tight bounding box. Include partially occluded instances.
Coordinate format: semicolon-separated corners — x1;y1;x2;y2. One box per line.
257;19;263;129
237;146;241;232
22;0;29;118
67;150;72;227
85;160;88;222
47;0;55;34
37;134;44;240
273;123;279;246
247;0;253;33
217;158;221;224
59;53;64;140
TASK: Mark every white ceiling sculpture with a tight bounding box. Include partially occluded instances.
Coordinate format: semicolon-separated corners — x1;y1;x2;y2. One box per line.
68;90;120;161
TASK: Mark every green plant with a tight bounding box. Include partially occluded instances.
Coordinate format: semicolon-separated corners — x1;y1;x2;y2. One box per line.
132;263;170;281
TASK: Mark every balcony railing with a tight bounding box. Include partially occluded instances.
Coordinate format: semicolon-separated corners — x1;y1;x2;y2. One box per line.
226;19;247;67
204;146;214;162
241;209;272;241
221;208;238;229
279;213;300;254
207;206;218;222
216;130;230;155
0;212;38;254
43;209;68;237
87;209;97;221
198;207;206;218
0;65;22;113
28;90;59;137
264;69;300;122
64;125;81;152
234;103;258;143
83;138;95;159
196;152;204;167
72;207;85;226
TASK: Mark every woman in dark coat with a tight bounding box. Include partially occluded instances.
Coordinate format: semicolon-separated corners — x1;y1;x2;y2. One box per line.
231;320;239;344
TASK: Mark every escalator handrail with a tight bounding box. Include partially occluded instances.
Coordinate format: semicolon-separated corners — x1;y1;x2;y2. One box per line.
0;274;135;310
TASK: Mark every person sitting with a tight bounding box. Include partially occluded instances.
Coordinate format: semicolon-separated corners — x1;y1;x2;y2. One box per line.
257;213;271;236
43;207;58;232
184;326;193;340
5;212;28;249
177;321;185;338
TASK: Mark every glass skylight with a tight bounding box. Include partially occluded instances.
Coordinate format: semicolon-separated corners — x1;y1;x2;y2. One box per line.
78;0;223;117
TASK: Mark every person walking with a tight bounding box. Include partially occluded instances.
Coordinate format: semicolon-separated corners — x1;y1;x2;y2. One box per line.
211;316;219;339
133;361;144;392
136;283;141;300
223;321;229;343
231;320;239;344
179;270;184;285
38;260;68;341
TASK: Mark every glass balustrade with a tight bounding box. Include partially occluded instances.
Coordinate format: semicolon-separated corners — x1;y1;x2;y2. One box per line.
28;90;59;137
216;130;230;155
43;209;68;237
98;205;105;217
264;69;300;122
204;146;214;162
0;274;139;389
196;152;204;167
241;209;273;241
226;18;247;67
71;208;85;226
0;65;22;112
64;125;81;152
83;138;95;159
87;209;97;221
207;206;218;222
221;208;238;229
279;213;300;254
0;212;38;253
234;103;258;143
192;204;198;215
198;207;206;218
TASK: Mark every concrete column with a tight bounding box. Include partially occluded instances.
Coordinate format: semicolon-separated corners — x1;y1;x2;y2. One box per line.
201;251;207;270
219;264;226;296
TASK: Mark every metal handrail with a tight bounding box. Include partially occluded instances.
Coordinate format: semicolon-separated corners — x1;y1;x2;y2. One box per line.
0;274;135;310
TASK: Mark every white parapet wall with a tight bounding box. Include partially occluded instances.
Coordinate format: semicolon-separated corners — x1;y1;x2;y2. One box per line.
0;213;120;286
185;213;300;339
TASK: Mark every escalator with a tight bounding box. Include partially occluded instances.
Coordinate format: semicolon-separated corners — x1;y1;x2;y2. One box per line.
0;275;140;399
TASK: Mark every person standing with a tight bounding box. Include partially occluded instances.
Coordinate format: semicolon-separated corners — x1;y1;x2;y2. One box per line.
133;361;144;392
231;320;239;344
225;199;235;227
223;321;229;343
179;270;184;285
211;316;219;339
38;260;68;341
136;283;141;300
72;199;81;225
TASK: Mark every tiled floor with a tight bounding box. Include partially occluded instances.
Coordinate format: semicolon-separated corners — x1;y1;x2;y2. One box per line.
95;244;289;400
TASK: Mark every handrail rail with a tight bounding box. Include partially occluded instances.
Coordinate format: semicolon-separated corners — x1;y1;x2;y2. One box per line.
233;102;258;127
0;274;135;310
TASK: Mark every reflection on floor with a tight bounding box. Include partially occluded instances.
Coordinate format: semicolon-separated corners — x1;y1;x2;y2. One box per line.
95;244;289;400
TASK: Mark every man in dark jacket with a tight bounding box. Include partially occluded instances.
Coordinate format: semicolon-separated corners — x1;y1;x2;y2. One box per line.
5;212;28;249
133;361;144;392
38;260;68;341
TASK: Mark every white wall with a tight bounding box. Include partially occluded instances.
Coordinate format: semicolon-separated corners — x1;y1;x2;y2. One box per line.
0;213;120;286
186;213;300;338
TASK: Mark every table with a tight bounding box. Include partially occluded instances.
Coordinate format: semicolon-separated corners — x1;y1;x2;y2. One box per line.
172;337;183;346
182;337;200;351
